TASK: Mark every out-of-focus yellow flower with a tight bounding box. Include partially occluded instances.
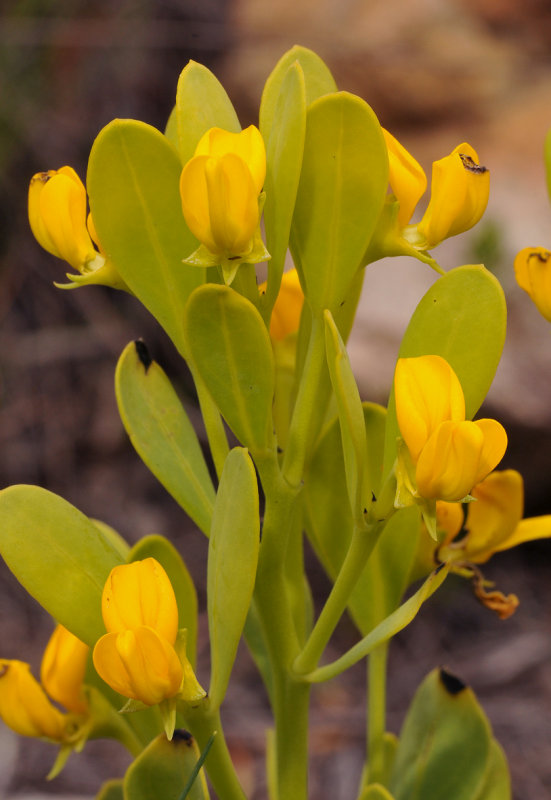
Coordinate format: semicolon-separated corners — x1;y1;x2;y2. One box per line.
28;167;127;290
383;129;427;228
93;626;183;706
514;247;551;322
40;624;89;715
260;268;304;341
180;126;270;281
0;659;66;740
394;355;507;503
416;144;489;249
101;558;178;644
93;558;204;711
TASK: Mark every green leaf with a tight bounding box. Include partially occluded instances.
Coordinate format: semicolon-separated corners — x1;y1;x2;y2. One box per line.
87;119;203;355
165;106;178;151
259;44;337;141
0;486;124;645
324;310;369;519
301;565;448;683
290;91;388;313
359;786;396;800
92;518;130;560
207;448;260;709
96;779;124;800
389;669;496;800
305;406;421;637
176;60;240;166
124;731;209;800
383;265;507;477
261;61;307;322
184;285;275;455
128;535;198;669
474;740;511;800
115;341;215;536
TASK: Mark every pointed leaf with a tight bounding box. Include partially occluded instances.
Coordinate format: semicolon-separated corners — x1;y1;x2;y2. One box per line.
207;448;260;709
87;119;203;355
116;340;215;535
0;486;125;645
176;60;240;166
290;92;388;313
96;779;124;800
389;669;495;800
184;285;275;455
474;740;511;800
124;731;209;800
128;535;198;669
259;44;337;141
383;265;507;477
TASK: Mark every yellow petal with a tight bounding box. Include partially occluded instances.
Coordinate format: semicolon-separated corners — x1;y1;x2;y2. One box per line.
471;418;508;485
194;125;266;194
93;628;183;706
493;514;551;554
40;624;89;714
205;153;259;255
0;660;66;740
260;268;304;341
436;500;464;546
417;143;489;248
180;155;220;254
383;129;427;227
394;355;465;462
462;470;523;563
416;420;485;502
514;247;551;322
102;558;179;644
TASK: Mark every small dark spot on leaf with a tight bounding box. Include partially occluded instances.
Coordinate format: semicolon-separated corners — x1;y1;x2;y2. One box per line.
135;339;152;372
173;729;194;746
439;668;466;695
277;446;283;454
371;491;377;503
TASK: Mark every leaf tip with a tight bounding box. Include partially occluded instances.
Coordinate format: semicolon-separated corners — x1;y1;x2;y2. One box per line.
439;667;467;696
134;339;152;372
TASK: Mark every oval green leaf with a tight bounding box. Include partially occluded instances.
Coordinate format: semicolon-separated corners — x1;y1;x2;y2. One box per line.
87;119;203;355
124;731;209;800
290;91;388;313
0;485;125;645
116;340;215;536
184;285;276;455
207;448;260;709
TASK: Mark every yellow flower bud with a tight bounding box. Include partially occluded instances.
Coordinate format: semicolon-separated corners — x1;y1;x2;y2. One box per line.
416;143;489;249
180;125;266;260
514;247;551;322
0;659;66;740
28;167;98;271
40;624;89;715
394;355;465;463
436;500;464;546
260;268;304;341
383;129;427;227
92;626;183;706
101;558;179;645
415;418;507;502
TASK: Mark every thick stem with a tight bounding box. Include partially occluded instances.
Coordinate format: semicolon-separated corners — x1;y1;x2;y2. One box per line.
367;643;389;786
272;676;311;800
293;523;383;676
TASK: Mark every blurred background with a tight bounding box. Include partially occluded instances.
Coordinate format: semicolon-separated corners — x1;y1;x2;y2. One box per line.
1;0;551;798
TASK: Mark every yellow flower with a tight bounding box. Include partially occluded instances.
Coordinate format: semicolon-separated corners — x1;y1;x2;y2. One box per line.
514;247;551;322
93;626;183;706
179;126;269;280
101;557;179;644
0;659;66;740
394;355;507;502
28;167;98;271
40;624;89;715
260;268;304;341
416;143;489;249
383;129;427;228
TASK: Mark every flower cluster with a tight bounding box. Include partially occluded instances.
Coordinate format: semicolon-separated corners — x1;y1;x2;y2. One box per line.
394;355;507;503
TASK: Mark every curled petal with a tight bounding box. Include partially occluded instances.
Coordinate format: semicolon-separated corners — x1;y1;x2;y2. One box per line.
383;128;427;227
93;628;183;706
102;558;179;644
416;420;486;502
472;418;508;486
40;625;89;714
0;659;66;740
514;247;551;322
395;355;465;462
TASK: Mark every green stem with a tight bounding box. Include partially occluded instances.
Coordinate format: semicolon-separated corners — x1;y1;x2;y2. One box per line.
282;315;326;488
293;522;383;676
183;705;247;800
367;643;388;786
232;262;260;308
272;676;311;799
